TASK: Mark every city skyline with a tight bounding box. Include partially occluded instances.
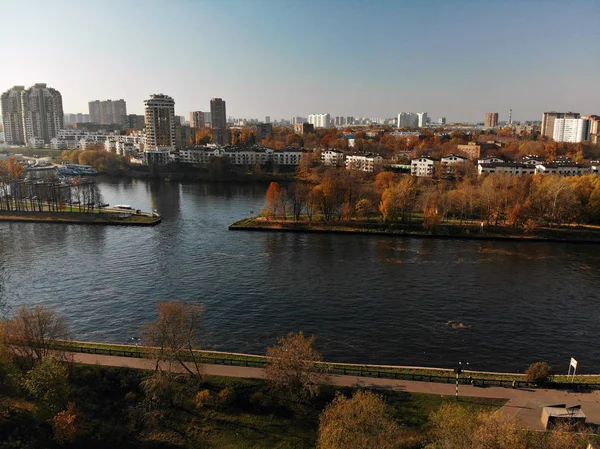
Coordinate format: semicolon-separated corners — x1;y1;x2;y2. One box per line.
0;0;598;122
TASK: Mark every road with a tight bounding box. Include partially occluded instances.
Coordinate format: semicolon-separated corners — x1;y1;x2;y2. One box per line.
72;352;600;431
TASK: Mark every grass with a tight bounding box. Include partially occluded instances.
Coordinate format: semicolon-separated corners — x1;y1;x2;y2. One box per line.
0;210;160;225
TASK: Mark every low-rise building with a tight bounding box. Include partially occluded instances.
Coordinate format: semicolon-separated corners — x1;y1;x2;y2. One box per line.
411;156;438;177
440;154;469;177
478;162;536;176
535;163;590;176
321;149;345;166
294;123;314;135
346;153;383;172
271;148;303;166
143;149;172;165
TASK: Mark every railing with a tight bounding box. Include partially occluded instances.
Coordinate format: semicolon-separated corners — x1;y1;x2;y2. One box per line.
41;341;600;391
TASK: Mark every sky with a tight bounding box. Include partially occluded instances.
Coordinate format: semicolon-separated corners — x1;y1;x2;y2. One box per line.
1;0;599;123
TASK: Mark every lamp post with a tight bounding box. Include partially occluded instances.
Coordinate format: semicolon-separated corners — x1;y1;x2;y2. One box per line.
455;361;469;401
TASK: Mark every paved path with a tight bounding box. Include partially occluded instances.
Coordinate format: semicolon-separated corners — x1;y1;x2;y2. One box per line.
73;353;600;431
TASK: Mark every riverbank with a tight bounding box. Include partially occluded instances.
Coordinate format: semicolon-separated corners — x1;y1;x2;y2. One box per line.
0;210;161;226
229;217;600;244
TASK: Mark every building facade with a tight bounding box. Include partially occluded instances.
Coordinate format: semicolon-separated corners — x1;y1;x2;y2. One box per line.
417;112;428;128
294;123;314;135
189;111;205;129
485;112;499;128
397;112;418;128
553;118;590;143
411;157;438;177
346;153;383;172
210;98;227;129
1;86;26;145
144;94;176;152
307;113;331;128
254;123;273;143
22;83;64;146
541;112;580;137
88;99;127;126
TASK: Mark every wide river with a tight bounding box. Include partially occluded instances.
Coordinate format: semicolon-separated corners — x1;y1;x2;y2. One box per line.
1;178;599;373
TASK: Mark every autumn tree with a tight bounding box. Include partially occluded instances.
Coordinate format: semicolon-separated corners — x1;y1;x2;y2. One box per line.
525;362;552;384
265;181;287;220
3;305;71;368
52;402;86;444
318;390;403;449
470;410;528;449
265;331;327;403
428;402;478;449
23;357;70;418
142;301;205;382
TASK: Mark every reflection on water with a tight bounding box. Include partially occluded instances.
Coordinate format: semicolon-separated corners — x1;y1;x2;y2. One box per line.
1;178;600;372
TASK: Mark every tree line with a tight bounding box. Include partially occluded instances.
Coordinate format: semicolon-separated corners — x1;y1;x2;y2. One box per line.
264;168;600;228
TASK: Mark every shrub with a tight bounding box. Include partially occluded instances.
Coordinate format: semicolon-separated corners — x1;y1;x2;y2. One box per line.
250;391;264;405
525;362;552;383
218;387;236;406
194;389;212;408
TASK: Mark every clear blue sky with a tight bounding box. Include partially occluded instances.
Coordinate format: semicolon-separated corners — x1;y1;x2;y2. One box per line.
1;0;598;122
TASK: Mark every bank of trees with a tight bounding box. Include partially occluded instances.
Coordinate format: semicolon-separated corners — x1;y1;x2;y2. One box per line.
61;145;130;172
0;157;104;213
263;168;600;228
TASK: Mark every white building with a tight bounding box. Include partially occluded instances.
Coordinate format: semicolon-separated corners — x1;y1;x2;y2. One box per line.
535;163;590;176
553;118;591;143
346;153;383;172
321;149;345;166
143;149;172;165
145;94;176;152
411;157;438;177
307;113;331;128
271;148;304;166
1;86;26;145
440;154;469;176
397;112;418;128
478;162;536;176
417;112;428;128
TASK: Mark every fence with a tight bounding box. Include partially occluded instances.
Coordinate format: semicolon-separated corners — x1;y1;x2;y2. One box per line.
42;342;600;391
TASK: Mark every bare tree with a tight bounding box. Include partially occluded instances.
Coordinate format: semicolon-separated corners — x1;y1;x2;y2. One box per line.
265;331;327;403
3;305;70;368
142;301;205;382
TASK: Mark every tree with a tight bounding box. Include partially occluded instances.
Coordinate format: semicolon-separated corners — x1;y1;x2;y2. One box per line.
3;305;71;368
525;362;552;384
23;357;70;417
265;181;287;220
470;410;528;449
52;403;86;444
0;323;18;395
318;390;403;449
265;331;327;403
428;402;478;448
143;301;205;382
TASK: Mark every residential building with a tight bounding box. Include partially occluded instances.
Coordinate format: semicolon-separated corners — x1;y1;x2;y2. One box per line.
265;116;270;123
553;118;590;143
126;114;146;130
294;122;314;135
271;148;304;166
346;153;383;172
291;116;306;125
411;156;438;177
535;163;590;176
210;98;227;129
321;149;345;166
438;117;446;125
211;128;232;146
584;115;600;144
143;149;171;165
174;122;193;149
397;112;418;128
63;113;90;125
88;99;127;126
541;112;580;137
254;123;273;143
478;162;536;176
457;141;500;159
440;154;469;177
307;113;330;128
485;112;499;128
144;94;176;153
204;111;212;125
1;86;26;145
417;112;428;128
22;83;64;146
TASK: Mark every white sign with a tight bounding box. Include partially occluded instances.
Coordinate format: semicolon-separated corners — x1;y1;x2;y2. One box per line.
570;358;578;369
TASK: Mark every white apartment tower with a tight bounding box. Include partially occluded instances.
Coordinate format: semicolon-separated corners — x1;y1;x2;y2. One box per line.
307;113;331;128
417;112;428;128
22;83;64;145
1;86;26;145
553;118;591;143
144;94;176;151
88;99;128;126
397;112;418;128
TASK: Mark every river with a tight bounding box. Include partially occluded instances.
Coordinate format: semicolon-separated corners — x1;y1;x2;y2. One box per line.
0;178;599;373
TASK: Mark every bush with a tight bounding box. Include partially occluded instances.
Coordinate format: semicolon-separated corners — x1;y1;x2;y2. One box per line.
250;391;264;405
194;389;212;408
218;387;236;406
525;362;552;383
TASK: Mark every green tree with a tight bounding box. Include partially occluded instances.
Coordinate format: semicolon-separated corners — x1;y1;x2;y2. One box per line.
23;357;70;417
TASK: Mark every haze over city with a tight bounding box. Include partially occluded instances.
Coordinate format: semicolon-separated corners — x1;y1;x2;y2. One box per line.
1;0;599;122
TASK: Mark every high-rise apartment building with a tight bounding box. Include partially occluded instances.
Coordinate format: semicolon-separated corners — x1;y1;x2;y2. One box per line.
255;123;273;143
397;112;418;128
553;118;590;143
307;113;331;128
584;115;600;144
210;98;227;129
189;111;205;128
126;114;146;130
22;83;64;145
144;94;176;151
265;116;270;123
541;112;580;138
485;112;499;128
88;99;128;126
417;112;428;128
438;117;447;125
1;86;26;145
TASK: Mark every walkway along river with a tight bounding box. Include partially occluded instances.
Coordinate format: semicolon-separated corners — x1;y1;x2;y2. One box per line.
1;178;600;373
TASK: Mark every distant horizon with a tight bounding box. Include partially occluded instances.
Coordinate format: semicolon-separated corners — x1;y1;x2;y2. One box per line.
1;0;598;122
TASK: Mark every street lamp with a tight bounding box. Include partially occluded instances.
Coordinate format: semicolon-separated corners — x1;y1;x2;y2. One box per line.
455;361;469;401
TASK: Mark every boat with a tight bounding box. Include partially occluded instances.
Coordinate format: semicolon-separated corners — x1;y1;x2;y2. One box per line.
57;163;99;177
